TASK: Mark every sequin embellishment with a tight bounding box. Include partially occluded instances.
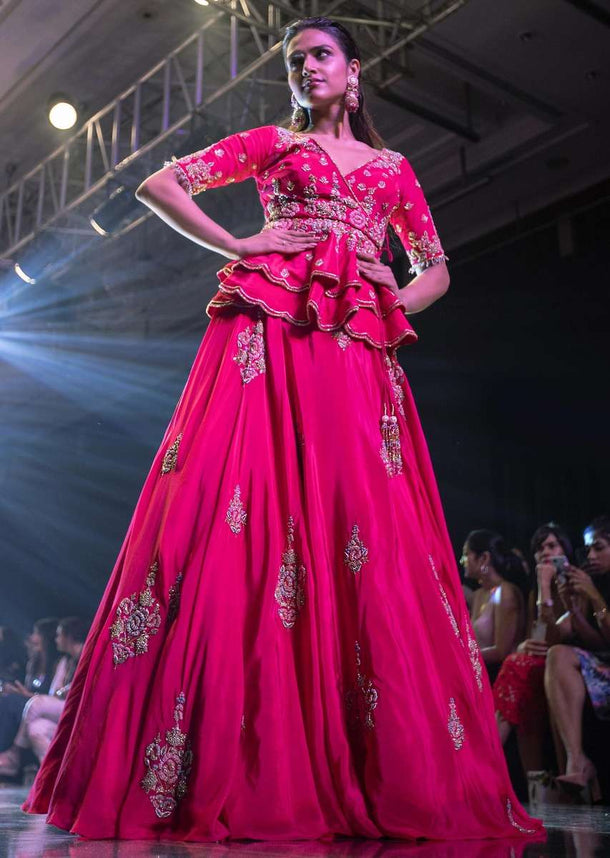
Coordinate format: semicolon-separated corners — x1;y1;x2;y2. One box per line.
505;797;537;834
233;318;266;384
141;692;193;818
161;434;182;475
333;329;352;350
344;524;369;574
167;573;183;626
448;697;465;750
384;352;406;417
429;554;460;640
346;640;379;729
379;404;402;477
274;516;306;629
110;561;162;666
226;484;247;534
466;623;484;692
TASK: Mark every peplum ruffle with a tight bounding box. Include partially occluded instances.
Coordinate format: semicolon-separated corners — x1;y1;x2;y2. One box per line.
206;231;418;350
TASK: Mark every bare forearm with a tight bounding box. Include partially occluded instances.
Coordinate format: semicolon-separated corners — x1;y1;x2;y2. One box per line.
135;170;239;259
571;609;606;650
398;263;450;314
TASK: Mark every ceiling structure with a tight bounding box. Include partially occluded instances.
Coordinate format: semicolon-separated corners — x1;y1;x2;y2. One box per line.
0;0;609;296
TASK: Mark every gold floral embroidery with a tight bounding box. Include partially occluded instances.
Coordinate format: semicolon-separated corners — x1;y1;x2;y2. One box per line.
379;404;402;477
428;554;460;640
161;434;182;475
141;692;193;818
406;229;448;275
505;797;537;834
226;484;247;534
110;562;162;666
384;352;406;417
346;641;379;729
274;516;306;629
233;318;266;384
466;623;484;692
167;573;183;626
333;329;352;350
344;524;369;574
448;697;465;750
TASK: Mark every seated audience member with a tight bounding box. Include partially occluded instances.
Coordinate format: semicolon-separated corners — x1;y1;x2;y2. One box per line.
461;529;527;680
0;617;58;751
545;516;610;803
493;523;573;773
0;626;26;684
0;616;87;778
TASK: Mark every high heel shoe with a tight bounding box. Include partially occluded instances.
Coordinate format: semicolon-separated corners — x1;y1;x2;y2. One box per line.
556;760;602;804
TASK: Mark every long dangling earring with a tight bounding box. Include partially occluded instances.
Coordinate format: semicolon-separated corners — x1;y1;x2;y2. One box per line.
345;73;359;113
290;93;307;131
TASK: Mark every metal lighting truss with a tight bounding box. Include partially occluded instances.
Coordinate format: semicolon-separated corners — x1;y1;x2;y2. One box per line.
0;0;469;268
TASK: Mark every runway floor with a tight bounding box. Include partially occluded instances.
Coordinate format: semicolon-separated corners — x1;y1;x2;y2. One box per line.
0;787;608;857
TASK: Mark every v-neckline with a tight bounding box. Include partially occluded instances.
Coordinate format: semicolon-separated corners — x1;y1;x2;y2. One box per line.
291;131;385;182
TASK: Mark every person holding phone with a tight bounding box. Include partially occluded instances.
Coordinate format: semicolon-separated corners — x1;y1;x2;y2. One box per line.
492;523;573;775
544;516;610;803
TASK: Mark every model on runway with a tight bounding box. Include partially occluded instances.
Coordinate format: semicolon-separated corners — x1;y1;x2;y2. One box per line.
22;16;543;842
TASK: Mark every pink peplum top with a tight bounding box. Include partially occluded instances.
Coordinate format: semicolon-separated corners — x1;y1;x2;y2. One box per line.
170;124;448;350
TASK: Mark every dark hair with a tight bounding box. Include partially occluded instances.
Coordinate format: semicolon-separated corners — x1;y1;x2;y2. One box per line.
58;616;88;644
282;17;384;148
586;515;610;544
465;529;528;594
29;617;60;681
530;522;573;563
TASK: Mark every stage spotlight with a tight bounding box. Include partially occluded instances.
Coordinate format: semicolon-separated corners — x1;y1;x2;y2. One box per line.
13;232;62;285
193;0;210;5
90;185;141;237
48;94;78;130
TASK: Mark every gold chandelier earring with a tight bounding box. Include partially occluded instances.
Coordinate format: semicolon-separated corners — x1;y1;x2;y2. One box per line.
290;93;307;131
345;73;359;113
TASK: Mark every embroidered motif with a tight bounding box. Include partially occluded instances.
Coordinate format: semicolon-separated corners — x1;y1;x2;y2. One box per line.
167;573;183;626
379;404;402;477
344;524;369;574
406;229;446;274
233;319;266;384
141;692;193;818
466;623;484;692
448;697;465;750
333;329;352;350
505;797;537;834
346;640;379;729
429;554;461;640
384;352;406;417
110;561;162;666
274;516;306;629
161;434;182;475
226;484;247;534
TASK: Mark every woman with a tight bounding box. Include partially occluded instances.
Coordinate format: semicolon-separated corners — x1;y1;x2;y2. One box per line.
493;523;573;774
0;618;58;754
461;530;526;681
22;17;541;841
545;516;610;803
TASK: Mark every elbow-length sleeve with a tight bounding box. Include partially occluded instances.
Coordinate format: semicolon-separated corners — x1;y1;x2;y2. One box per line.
390;155;449;276
167;125;276;197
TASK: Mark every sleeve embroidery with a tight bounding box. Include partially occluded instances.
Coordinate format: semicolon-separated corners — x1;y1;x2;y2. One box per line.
390;156;449;276
165;125;277;197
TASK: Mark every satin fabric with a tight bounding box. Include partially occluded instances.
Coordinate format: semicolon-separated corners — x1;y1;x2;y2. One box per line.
23;308;542;841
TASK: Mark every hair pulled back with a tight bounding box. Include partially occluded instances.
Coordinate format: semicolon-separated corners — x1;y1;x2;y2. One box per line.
282;17;384;149
465;529;528;594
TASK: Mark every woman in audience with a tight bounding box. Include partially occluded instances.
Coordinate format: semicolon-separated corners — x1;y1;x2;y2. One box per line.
0;618;58;751
545;516;610;802
461;529;527;681
493;523;572;773
0;617;87;778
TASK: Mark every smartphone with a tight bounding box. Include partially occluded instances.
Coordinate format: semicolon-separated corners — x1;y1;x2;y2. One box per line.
551;555;569;586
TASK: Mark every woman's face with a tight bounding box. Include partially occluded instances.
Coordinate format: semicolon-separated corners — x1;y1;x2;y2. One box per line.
587;533;610;576
28;630;43;652
534;533;565;565
285;28;358;111
461;544;480;581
